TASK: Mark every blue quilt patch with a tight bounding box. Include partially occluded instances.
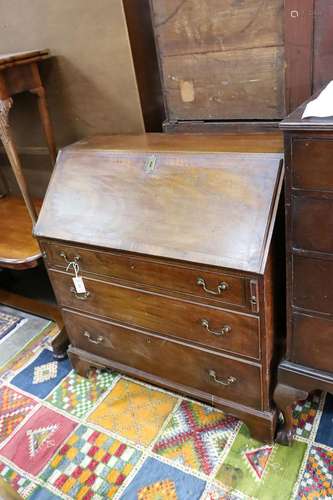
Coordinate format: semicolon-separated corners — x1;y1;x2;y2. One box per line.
10;349;71;398
315;393;333;447
119;457;206;500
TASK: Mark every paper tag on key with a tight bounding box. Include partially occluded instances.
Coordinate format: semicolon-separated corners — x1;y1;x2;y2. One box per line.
72;276;86;294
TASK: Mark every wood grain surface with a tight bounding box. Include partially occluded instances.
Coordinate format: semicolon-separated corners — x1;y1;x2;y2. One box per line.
34;135;283;273
150;0;284;120
0;197;42;269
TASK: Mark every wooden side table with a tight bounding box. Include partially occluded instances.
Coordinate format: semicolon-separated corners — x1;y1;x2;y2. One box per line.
0;50;68;359
0;49;56;224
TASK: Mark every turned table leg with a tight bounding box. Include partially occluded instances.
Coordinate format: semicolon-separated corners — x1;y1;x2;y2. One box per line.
30;63;56;165
0;98;37;224
274;382;309;445
30;86;56;165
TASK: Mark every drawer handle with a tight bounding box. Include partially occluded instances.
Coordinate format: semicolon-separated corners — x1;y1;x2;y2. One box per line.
70;287;90;300
83;331;104;344
197;277;229;296
201;319;231;336
209;370;237;386
60;251;80;264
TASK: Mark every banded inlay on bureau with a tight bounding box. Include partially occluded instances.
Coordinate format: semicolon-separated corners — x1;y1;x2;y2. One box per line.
34;133;284;442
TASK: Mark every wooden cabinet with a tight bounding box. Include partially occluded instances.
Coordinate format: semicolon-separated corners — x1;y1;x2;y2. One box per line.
149;0;284;128
275;98;333;444
34;133;284;442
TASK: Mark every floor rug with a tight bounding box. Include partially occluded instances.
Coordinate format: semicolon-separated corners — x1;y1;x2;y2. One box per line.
0;305;53;368
0;308;332;499
0;309;22;339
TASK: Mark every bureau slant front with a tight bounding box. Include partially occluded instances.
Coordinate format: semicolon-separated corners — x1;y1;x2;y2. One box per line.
34;134;284;442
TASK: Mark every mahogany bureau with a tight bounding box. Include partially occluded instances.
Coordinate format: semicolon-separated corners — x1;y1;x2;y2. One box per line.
275;98;333;444
34;133;284;442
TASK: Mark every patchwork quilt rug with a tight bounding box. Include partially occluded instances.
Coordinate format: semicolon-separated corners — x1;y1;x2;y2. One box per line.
0;308;23;339
0;307;332;499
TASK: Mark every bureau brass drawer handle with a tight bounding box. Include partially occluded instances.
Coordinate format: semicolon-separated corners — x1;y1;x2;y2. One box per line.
83;331;104;344
209;370;237;386
197;277;229;295
201;319;231;336
70;287;90;300
60;251;80;264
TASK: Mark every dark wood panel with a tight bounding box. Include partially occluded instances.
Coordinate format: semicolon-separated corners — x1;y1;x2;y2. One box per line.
284;0;314;113
43;242;251;311
291;139;333;191
163;121;280;134
63;308;262;409
313;0;333;93
293;255;333;315
292;311;333;372
160;46;285;120
150;0;284;120
51;271;260;359
292;195;333;254
150;0;283;56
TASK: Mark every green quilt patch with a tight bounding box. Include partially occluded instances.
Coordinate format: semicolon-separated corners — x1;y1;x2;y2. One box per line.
216;424;307;499
47;369;117;418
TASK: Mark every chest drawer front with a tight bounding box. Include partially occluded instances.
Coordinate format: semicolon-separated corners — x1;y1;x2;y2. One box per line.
293;255;333;315
291;312;333;373
291;139;333;191
43;243;250;311
50;271;260;359
63;309;262;409
292;195;333;254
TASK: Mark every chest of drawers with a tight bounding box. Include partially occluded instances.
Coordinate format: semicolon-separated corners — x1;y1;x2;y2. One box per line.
275;98;333;444
34;133;284;442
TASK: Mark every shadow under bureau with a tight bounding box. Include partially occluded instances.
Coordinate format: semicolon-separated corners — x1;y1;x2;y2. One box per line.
34;134;284;442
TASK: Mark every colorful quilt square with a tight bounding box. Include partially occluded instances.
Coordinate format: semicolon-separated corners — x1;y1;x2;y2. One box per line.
293;392;321;439
315;393;333;447
29;486;62;499
47;369;116;418
202;484;246;499
10;348;71;398
215;424;307;500
41;424;141;498
0;406;77;476
0;461;37;498
88;378;177;446
0;385;36;443
295;444;333;498
153;400;238;474
0;310;22;339
0;461;59;499
120;457;206;499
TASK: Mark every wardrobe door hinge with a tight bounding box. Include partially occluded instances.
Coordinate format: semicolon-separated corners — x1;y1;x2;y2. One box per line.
249;280;259;313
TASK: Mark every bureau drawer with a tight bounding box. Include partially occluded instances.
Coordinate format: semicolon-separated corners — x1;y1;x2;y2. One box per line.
291;312;333;373
292;195;333;254
50;270;260;359
42;242;251;311
291;139;333;191
293;255;333;315
63;309;262;409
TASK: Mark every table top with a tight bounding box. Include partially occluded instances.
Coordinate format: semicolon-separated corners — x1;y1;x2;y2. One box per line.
0;49;49;70
0;197;42;268
35;134;284;274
